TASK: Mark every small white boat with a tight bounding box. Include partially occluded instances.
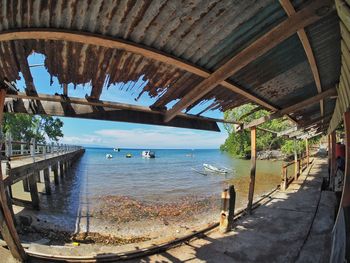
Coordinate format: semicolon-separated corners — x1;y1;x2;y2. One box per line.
113;148;120;152
203;163;228;174
106;154;113;159
142;150;155;158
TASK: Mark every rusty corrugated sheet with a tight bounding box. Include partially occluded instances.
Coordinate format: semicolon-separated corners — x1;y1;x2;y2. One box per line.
0;0;341;130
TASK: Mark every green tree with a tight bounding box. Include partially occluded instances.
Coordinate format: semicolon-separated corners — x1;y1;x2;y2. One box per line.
221;104;293;157
3;113;64;143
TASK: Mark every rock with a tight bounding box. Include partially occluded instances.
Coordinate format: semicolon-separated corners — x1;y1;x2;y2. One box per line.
18;215;32;227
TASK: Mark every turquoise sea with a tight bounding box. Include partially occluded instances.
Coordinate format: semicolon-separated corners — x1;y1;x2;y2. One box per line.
39;147;283;218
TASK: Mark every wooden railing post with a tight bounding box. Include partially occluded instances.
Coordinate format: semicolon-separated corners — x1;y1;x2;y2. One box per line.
247;126;257;214
30;138;36;162
5;132;12;158
20;140;24;155
43;143;47;159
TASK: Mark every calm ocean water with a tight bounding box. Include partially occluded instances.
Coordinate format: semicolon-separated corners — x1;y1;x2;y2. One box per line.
32;147;283;232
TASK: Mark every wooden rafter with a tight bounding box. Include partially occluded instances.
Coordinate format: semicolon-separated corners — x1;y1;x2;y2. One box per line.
279;0;324;117
238;106;263;121
5;92;243;127
244;88;337;129
163;0;332;122
0;29;277;111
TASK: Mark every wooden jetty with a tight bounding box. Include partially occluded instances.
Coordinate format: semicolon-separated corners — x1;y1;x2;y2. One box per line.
1;135;84;212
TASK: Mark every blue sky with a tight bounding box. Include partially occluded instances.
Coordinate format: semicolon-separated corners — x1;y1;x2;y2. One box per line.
14;53;228;149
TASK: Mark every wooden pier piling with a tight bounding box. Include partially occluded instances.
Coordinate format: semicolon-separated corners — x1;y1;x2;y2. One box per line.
52;164;59;185
28;173;40;210
43;168;51;195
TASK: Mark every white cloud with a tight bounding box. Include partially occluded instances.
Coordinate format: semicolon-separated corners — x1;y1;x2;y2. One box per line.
62;127;226;149
61;135;103;145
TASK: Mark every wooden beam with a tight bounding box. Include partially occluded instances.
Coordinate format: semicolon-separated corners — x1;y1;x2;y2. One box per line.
244;88;337;129
277;126;298;137
4;95;220;132
279;0;324;116
0;29;278;112
163;0;332;122
247;127;257;215
8;92;240;125
238;106;263;121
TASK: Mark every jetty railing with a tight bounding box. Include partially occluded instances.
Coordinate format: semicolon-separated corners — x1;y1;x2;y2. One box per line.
281;152;311;190
1;132;84;211
1;132;82;160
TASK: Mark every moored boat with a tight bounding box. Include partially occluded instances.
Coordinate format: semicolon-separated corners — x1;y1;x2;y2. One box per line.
142;150;155;158
126;153;132;158
106;154;113;159
203;163;228;174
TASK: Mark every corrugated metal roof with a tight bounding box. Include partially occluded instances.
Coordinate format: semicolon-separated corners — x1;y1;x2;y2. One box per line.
0;0;341;132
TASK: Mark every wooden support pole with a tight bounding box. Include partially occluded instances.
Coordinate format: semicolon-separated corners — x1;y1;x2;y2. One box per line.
28;173;40;210
0;89;26;261
53;164;59;185
59;162;64;178
43;168;51;195
64;162;68;176
294;139;299;180
341;110;350;260
331;131;337;190
306;138;310;167
22;177;30;192
328;134;332;186
247;127;257;214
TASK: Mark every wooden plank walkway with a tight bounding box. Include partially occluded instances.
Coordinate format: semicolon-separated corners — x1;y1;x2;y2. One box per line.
124;157;335;263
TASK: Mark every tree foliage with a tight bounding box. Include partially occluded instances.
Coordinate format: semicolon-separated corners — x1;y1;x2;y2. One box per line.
220;104;312;158
3;113;64;143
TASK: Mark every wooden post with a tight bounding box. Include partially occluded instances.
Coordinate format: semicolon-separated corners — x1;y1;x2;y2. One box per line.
22;177;30;192
53;164;59;185
305;138;310;167
342;111;350;260
28;173;39;210
5;132;12;157
0;89;27;261
219;185;236;233
30;138;36;162
247;126;256;214
64;161;68;176
43;143;47;159
330;131;337;191
60;161;64;178
20;140;24;155
294;139;298;180
228;185;236;230
43;168;51;195
282;165;287;190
